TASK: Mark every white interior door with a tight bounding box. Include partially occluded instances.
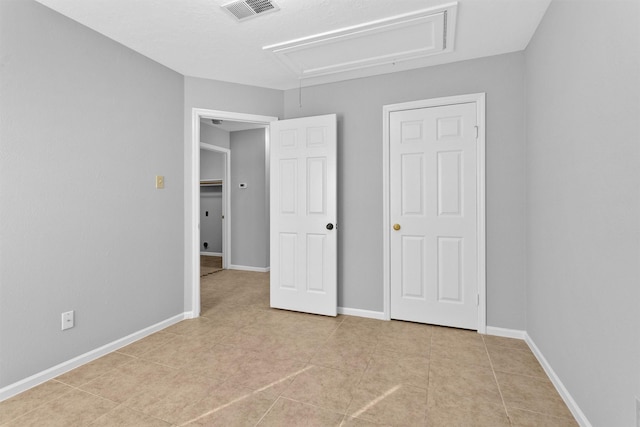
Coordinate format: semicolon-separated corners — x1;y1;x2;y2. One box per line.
390;102;479;329
270;114;337;316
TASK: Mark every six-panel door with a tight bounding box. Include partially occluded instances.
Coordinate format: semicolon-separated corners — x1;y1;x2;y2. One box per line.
390;103;479;329
270;114;337;316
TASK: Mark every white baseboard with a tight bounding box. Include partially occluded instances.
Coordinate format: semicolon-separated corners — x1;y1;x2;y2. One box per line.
200;252;222;257
337;307;386;320
525;333;592;427
485;326;526;340
229;264;270;273
0;313;187;402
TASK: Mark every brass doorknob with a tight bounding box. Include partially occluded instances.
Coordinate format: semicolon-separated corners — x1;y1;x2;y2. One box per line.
393;224;401;231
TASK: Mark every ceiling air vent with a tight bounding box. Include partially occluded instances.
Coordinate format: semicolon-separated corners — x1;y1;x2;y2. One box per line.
222;0;280;22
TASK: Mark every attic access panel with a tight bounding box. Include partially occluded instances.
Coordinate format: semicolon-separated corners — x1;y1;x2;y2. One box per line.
263;2;457;79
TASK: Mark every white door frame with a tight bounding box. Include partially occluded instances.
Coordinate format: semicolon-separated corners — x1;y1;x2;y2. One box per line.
190;108;278;318
199;142;230;264
381;93;486;333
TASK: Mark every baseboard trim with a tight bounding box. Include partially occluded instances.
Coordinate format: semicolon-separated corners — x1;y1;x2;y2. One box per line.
525;333;592;427
200;252;222;257
337;307;386;320
485;326;526;340
229;264;270;273
0;313;187;402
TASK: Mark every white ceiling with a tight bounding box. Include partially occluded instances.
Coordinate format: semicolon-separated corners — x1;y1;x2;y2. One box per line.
34;0;551;90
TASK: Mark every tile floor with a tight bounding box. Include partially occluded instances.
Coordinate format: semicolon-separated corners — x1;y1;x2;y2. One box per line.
1;270;577;426
200;256;223;277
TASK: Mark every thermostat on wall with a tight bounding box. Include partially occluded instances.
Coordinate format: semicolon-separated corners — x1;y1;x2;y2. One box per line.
239;183;247;189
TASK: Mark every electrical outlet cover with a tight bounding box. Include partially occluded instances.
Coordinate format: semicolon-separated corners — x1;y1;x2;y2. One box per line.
61;311;74;330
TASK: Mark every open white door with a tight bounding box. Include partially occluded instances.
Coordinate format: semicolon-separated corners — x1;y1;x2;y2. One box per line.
270;114;337;316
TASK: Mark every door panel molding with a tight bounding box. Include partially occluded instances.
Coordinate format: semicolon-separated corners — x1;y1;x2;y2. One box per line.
382;94;486;332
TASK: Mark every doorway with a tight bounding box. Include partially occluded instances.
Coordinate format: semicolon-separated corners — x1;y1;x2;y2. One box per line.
382;94;487;332
190;109;278;317
200;141;229;272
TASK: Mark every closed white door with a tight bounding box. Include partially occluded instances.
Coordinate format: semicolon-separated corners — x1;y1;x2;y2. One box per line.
270;114;337;316
390;102;478;329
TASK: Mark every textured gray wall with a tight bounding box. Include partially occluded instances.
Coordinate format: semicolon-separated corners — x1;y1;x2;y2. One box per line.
525;1;640;425
184;77;282;311
230;129;269;268
0;0;184;388
284;53;527;328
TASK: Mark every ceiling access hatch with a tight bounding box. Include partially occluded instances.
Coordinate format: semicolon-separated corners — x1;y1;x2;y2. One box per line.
263;2;457;79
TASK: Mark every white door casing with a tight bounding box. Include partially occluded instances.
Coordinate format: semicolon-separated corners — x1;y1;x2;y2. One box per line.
270;114;338;316
383;94;486;331
189;108;277;319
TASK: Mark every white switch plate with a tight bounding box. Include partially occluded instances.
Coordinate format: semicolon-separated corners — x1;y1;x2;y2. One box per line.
61;310;74;331
155;175;164;189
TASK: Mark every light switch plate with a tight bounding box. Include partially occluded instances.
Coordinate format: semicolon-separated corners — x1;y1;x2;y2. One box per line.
156;175;164;189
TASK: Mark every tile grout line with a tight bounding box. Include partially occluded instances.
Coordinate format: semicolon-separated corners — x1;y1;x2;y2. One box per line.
482;335;512;423
484;341;576;420
251;346;325;427
253;395;282;426
423;326;434;424
338;329;383;424
0;382;77;426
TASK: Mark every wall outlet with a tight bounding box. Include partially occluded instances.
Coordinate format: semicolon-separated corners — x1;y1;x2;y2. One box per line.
61;310;74;331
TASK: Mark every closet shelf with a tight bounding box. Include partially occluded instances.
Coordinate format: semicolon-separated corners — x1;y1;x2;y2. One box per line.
200;179;223;187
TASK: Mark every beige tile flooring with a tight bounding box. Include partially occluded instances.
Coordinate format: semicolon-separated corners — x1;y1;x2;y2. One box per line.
200;256;223;277
1;270;577;426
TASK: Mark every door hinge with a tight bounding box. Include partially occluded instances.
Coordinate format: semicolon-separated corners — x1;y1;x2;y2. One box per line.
477;294;480;306
474;126;479;139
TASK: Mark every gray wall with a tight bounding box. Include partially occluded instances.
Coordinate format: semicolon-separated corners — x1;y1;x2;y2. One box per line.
184;77;282;311
525;1;640;425
284;53;527;328
0;0;184;388
200;121;230;150
230;129;269;268
200;188;223;253
200;149;225;253
200;149;225;181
